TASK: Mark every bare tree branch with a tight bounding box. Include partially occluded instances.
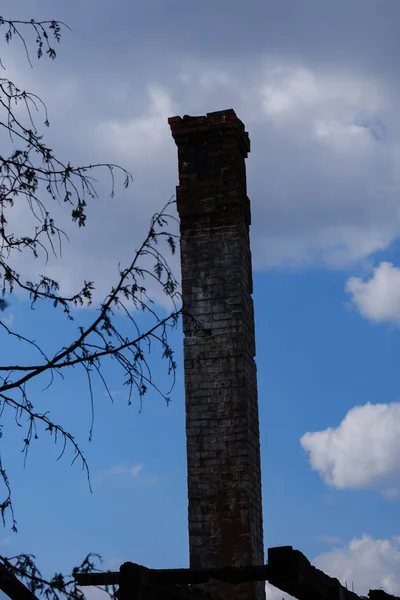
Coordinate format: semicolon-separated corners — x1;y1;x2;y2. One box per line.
0;13;203;599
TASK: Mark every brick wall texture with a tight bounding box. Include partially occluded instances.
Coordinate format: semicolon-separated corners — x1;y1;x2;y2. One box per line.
169;110;265;600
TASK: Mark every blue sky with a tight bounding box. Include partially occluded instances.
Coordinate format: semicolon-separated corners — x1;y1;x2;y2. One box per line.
1;1;400;598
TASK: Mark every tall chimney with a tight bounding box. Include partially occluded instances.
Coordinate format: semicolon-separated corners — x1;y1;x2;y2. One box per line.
169;110;265;600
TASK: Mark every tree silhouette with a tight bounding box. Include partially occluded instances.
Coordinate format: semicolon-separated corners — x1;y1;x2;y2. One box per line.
0;15;184;599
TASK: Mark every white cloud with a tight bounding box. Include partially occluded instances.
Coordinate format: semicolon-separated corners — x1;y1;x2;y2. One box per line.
346;262;400;325
5;52;400;309
300;402;400;490
258;64;384;120
319;535;342;544
94;463;144;483
173;59;400;270
267;533;400;599
97;85;178;161
198;68;237;91
313;119;373;155
265;583;295;600
247;62;400;268
109;464;143;478
314;535;400;596
260;66;321;116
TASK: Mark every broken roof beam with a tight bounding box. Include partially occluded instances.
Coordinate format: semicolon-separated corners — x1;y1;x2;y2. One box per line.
268;546;362;600
0;562;39;600
74;548;400;600
369;591;400;600
75;561;270;587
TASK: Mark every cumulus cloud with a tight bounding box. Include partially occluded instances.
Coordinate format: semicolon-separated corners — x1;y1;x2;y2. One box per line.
170;58;400;269
6;46;400;305
260;66;321;116
300;402;400;490
258;64;384;121
97;85;178;162
247;62;400;268
346;262;400;325
314;535;400;596
267;534;400;599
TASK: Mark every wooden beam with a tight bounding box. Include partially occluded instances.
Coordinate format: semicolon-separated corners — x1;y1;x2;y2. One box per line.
75;562;270;587
74;570;120;587
369;591;400;600
268;546;361;600
0;563;39;600
74;548;400;600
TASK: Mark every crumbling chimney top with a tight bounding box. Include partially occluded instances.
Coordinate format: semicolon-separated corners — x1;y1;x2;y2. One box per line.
168;109;250;156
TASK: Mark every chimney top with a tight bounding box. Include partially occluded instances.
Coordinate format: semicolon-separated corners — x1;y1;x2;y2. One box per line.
168;109;250;156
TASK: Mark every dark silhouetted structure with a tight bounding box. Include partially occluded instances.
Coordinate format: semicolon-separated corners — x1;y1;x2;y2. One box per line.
169;110;264;600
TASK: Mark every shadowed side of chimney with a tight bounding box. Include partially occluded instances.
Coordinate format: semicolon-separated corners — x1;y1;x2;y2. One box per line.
169;110;265;600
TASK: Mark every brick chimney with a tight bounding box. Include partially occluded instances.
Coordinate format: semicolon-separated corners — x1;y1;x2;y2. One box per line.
169;110;265;600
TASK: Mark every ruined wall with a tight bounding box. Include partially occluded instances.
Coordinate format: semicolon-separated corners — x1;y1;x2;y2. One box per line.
169;110;265;600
